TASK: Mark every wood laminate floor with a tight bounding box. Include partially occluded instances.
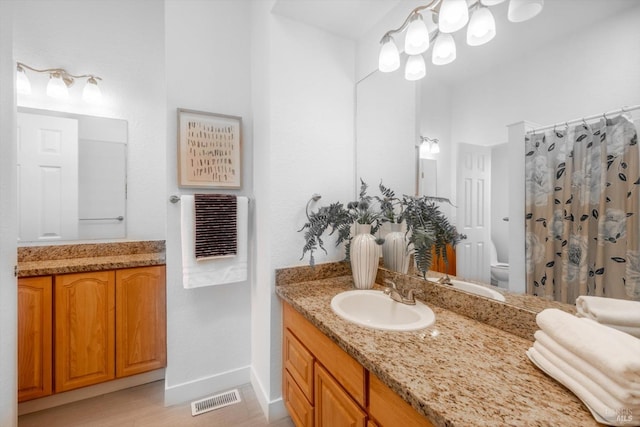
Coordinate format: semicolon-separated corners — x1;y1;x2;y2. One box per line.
18;381;295;427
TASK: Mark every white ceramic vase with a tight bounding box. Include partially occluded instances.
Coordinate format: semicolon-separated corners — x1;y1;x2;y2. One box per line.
350;223;378;289
382;223;410;274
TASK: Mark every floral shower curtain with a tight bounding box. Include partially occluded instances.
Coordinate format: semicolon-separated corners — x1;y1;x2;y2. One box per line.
525;114;640;303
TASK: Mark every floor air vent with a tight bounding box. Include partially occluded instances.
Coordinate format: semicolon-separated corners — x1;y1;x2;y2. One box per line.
191;389;241;416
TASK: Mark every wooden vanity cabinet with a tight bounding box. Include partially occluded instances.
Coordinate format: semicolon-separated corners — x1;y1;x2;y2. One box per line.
19;265;166;399
282;301;433;427
18;276;53;402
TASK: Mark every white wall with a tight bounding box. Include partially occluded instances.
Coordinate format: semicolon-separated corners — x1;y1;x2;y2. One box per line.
450;5;640;147
13;0;166;242
357;70;415;198
164;0;253;405
251;3;356;419
0;2;18;425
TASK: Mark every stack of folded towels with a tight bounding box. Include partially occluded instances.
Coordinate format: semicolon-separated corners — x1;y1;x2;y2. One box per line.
576;296;640;339
528;308;640;426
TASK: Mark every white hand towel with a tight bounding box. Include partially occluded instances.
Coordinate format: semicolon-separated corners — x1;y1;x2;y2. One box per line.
534;330;640;401
536;309;640;383
576;296;640;327
181;195;248;288
527;347;639;426
606;324;640;339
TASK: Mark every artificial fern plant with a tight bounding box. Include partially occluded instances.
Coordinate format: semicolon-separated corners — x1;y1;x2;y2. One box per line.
299;180;465;273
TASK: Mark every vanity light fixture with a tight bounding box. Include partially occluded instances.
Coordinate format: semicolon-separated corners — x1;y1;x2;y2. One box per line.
378;0;544;80
419;136;440;157
16;62;103;103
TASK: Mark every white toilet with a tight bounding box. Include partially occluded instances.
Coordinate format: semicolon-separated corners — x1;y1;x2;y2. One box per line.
489;240;509;289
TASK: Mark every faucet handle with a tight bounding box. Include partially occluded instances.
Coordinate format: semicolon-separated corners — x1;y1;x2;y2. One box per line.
384;279;397;289
404;288;423;303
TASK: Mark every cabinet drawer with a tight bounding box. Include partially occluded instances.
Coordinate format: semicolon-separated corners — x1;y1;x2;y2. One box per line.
284;303;366;406
284;370;314;427
369;374;433;427
284;328;314;403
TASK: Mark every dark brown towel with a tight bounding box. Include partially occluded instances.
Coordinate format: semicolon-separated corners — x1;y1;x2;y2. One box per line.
194;194;237;259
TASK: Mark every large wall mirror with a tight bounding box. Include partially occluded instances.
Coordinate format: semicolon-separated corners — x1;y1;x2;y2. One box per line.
17;107;127;243
355;1;640;305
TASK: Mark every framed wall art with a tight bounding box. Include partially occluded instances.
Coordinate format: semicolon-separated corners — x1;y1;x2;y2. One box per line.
177;108;242;189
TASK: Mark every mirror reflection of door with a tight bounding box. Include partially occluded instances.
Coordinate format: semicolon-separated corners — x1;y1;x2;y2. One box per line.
457;143;491;283
17;113;79;242
419;158;437;197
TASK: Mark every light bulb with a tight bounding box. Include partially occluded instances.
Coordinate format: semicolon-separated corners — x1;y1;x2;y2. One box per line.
467;7;496;46
419;142;430;159
82;77;102;103
16;65;31;95
379;35;400;72
481;0;506;5
46;73;69;99
508;0;544;23
439;0;469;33
432;33;457;65
405;13;429;55
405;55;426;81
430;141;440;154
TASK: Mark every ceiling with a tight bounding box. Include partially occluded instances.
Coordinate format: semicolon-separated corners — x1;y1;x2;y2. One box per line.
271;0;640;83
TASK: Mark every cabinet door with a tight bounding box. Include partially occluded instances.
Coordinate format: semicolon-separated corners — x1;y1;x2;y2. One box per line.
315;363;366;427
115;266;166;377
18;276;53;402
55;271;115;392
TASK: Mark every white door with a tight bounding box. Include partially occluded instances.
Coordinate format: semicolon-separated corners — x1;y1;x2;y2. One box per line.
456;143;491;282
17;113;79;242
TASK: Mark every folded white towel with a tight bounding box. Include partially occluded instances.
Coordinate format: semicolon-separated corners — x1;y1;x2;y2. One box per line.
534;330;640;401
605;324;640;339
527;347;639;426
533;341;639;411
576;296;640;327
536;309;640;383
181;195;248;288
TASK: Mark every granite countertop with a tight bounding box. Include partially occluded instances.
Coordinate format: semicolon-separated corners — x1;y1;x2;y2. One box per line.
17;240;165;277
276;275;601;427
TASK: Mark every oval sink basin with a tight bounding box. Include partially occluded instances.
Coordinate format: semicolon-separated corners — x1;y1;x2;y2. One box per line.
448;279;506;302
330;290;435;331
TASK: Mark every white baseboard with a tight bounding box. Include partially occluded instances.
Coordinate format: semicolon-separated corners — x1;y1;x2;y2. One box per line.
163;365;251;406
250;367;288;422
18;369;165;416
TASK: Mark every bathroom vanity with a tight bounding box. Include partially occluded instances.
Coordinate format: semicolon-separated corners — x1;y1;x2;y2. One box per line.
17;241;166;404
276;263;600;427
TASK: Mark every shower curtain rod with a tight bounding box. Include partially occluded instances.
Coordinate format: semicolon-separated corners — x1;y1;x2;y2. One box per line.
528;104;640;134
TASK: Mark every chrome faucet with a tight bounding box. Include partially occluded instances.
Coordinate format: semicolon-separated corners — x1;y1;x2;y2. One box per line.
437;275;452;285
383;279;422;305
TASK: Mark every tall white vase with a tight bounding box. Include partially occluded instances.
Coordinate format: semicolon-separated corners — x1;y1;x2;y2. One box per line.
350;223;378;289
382;223;410;274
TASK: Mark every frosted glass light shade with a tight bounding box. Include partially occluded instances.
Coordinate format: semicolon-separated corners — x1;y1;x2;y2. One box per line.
82;78;102;103
439;0;469;33
405;55;426;81
467;7;496;46
405;13;429;55
508;0;544;23
432;33;456;65
379;36;400;72
430;141;440;154
16;67;31;95
481;0;506;5
46;74;69;99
